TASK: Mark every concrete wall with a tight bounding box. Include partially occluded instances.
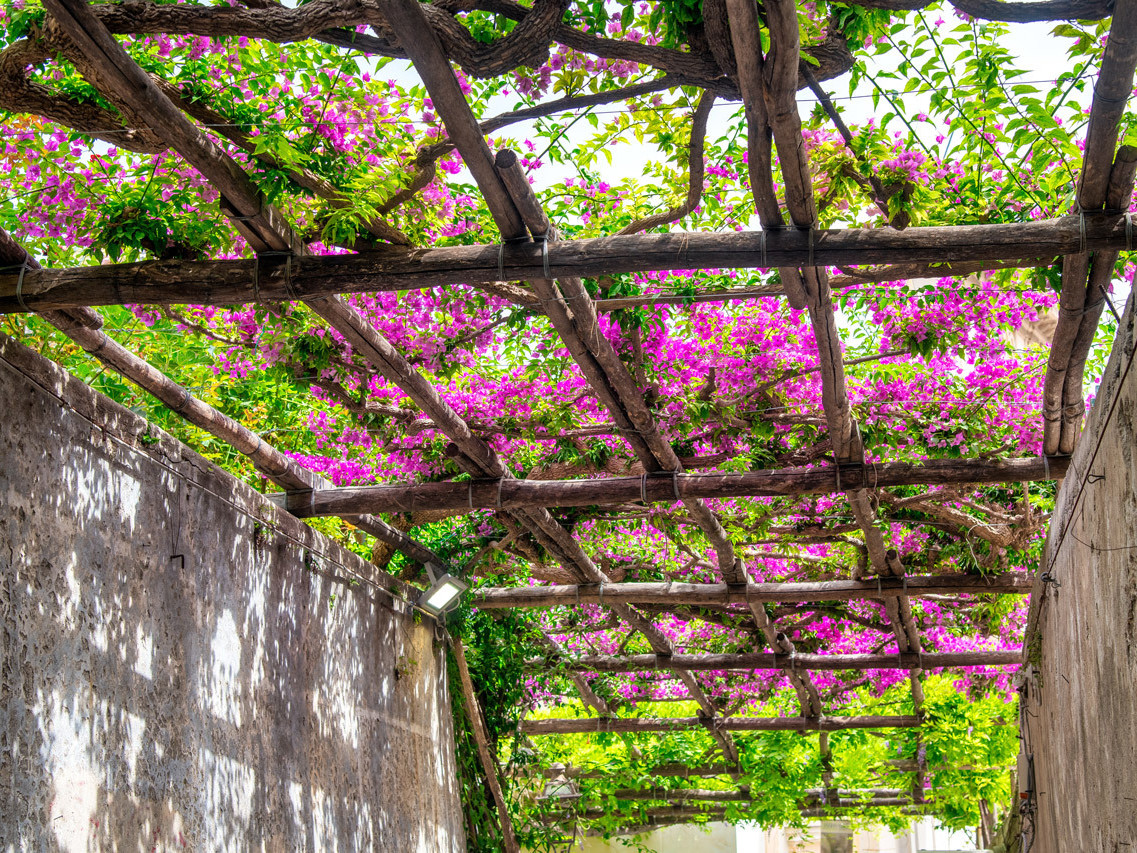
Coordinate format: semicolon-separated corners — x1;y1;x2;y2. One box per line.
0;333;466;852
1023;290;1137;852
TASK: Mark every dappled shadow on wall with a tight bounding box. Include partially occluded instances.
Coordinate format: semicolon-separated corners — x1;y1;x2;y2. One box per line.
0;357;462;851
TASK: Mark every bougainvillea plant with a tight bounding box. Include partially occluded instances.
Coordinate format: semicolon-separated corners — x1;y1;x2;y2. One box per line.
1;0;1133;844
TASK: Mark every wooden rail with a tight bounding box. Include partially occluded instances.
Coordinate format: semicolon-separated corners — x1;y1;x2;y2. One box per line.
2;215;1132;313
268;456;1068;516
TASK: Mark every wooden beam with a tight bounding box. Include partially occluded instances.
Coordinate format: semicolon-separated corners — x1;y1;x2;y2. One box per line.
520;714;920;734
534;649;1020;674
381;0;525;239
473;572;1030;608
603;786;907;802
2;215;1132;313
268;456;1068;516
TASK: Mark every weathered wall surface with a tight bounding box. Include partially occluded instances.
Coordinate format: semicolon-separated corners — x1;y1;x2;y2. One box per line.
1024;290;1137;853
0;333;465;852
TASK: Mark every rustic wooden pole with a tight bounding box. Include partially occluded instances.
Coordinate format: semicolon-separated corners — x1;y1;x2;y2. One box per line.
472;572;1030;608
603;786;907;802
583;803;928;835
1043;0;1137;454
452;639;521;853
532;649;1020;674
1058;145;1137;452
519;714;920;734
269;456;1068;517
2;215;1132;314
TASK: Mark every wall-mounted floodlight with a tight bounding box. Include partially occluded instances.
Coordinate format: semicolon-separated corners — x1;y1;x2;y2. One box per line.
418;562;468;615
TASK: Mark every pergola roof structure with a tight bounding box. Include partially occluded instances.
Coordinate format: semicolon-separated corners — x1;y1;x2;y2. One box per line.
1;0;1135;843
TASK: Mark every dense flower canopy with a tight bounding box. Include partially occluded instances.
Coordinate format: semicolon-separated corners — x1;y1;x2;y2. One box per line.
1;0;1133;842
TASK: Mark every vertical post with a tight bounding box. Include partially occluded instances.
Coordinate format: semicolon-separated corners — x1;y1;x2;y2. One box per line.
452;638;521;853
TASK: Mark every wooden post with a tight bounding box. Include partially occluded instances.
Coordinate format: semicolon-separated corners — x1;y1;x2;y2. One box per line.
452;639;521;853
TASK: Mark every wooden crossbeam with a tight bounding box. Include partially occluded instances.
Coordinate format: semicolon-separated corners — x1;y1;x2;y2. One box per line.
520;714;920;734
597;786;907;802
2;215;1130;313
269;456;1067;517
472;572;1031;608
532;649;1020;674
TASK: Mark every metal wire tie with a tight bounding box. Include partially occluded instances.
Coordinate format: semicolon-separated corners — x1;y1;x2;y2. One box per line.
540;227;552;279
15;262;31;313
256;250;296;301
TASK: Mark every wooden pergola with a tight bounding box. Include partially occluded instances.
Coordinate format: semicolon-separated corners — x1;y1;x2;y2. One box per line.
2;0;1136;844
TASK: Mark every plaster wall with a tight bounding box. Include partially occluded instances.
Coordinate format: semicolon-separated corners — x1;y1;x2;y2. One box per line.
1023;290;1137;852
0;332;466;852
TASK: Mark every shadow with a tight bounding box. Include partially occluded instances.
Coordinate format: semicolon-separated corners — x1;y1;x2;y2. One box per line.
0;334;466;851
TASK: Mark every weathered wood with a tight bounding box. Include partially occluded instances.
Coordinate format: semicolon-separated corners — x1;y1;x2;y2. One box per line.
2;215;1131;314
1076;0;1137;209
1059;146;1137;453
520;714;921;734
381;0;525;239
270;456;1068;516
453;639;521;853
572;762;742;779
604;786;908;802
474;572;1030;608
537;649;1020;674
1044;0;1137;454
584;803;927;835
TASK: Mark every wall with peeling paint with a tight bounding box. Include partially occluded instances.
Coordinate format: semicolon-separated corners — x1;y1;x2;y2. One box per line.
0;333;465;852
1023;291;1137;852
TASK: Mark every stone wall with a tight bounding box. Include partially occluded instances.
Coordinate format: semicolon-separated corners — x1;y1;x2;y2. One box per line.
1023;290;1137;852
0;333;466;851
